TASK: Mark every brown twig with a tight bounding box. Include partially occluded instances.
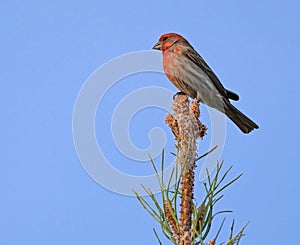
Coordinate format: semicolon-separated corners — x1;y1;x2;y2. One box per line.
164;199;180;242
165;94;205;245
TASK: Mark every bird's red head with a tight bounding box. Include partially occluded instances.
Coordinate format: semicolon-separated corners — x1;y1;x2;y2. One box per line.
153;33;187;51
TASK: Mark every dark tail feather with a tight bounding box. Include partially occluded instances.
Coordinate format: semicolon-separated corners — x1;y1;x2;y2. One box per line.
225;102;259;134
226;89;239;101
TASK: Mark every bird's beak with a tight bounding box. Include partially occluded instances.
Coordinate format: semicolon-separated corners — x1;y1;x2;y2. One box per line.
152;41;162;50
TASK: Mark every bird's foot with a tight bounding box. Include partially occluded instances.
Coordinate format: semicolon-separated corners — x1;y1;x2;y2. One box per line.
173;91;186;100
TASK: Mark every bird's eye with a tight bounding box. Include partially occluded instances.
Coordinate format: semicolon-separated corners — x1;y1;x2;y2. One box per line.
161;36;168;41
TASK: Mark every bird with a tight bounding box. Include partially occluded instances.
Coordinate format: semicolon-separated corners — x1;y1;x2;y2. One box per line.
153;33;259;134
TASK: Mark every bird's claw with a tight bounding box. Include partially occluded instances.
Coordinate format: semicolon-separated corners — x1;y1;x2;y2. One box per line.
173;91;186;100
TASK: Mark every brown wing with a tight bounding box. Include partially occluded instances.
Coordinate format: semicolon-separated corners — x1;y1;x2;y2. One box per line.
184;47;239;101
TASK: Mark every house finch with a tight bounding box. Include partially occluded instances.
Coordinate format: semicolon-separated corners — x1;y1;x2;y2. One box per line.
153;33;259;134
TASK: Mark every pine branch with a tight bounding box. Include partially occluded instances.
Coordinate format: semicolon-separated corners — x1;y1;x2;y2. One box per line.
133;94;247;245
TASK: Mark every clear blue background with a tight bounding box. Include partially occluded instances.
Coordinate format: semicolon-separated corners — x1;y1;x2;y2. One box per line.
1;1;300;244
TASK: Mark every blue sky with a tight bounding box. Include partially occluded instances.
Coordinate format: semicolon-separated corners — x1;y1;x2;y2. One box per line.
1;1;300;244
